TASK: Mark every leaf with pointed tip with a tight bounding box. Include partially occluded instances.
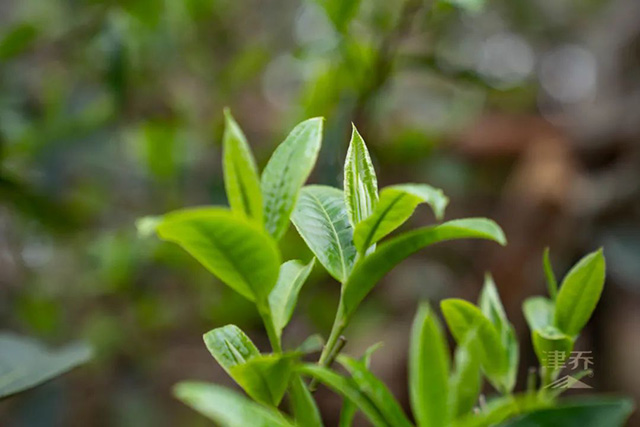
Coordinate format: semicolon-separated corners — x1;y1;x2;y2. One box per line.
203;325;260;374
222;109;263;223
291;186;357;282
409;303;450;427
441;299;509;392
261;118;323;240
296;334;324;354
344;126;378;227
353;184;449;254
0;333;92;399
523;297;554;332
156;208;281;302
342;218;506;318
174;382;295;427
449;331;482;418
229;353;298;406
554;249;606;336
543;248;558;300
269;258;316;339
338;356;413;427
298;364;388;427
289;376;323;427
479;274;518;392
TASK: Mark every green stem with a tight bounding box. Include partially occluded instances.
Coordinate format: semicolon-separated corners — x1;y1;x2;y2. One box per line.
259;304;282;354
309;299;349;391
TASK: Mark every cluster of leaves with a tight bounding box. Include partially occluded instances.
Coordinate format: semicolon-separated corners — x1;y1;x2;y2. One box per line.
144;112;633;426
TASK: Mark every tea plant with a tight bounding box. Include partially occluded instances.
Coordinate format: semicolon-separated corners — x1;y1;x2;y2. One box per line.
142;112;633;426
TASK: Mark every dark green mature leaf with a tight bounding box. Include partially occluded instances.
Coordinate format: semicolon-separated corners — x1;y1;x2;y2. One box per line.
543;248;558;300
0;333;92;399
174;382;295;427
222;109;263;223
449;331;482;419
500;398;634;427
344;125;378;227
289;376;323;427
523;297;554;331
156;208;281;302
338;356;412;427
479;274;518;392
342;218;506;317
291;186;357;282
353;184;449;254
230;354;298;406
554;249;606;336
269;259;316;339
298;364;388;427
261;117;323;240
441;299;509;392
203;325;260;374
410;303;450;427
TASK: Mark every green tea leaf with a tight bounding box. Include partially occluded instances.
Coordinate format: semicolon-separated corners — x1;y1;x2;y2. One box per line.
298;364;388;427
203;325;260;373
174;382;295;427
156;208;281;302
500;397;634;427
531;326;574;380
296;334;325;354
554;249;606;336
479;274;518;392
449;331;482;418
338;356;412;427
523;297;554;331
0;333;92;399
269;258;316;339
339;343;381;427
344;125;378;227
543;248;558;300
409;303;450;427
229;353;298;406
261;117;323;240
289;376;323;427
353;184;449;254
223;109;263;223
315;0;362;33
291;186;357;282
441;299;509;392
342;218;506;317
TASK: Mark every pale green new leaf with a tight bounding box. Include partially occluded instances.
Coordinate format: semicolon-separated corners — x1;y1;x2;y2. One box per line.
222;109;263;223
554;249;606;336
531;326;574;380
449;331;482;419
523;297;554;332
269;258;316;339
291;186;357;282
174;382;295;427
441;299;509;392
156;208;281;302
203;325;260;374
298;364;388;427
229;354;298;406
261;117;323;240
353;184;449;254
289;376;323;427
338;356;412;427
342;218;506;317
344;125;378;227
0;333;92;399
410;303;450;427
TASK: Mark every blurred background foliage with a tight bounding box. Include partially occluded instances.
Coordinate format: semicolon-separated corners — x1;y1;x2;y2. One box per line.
1;0;640;425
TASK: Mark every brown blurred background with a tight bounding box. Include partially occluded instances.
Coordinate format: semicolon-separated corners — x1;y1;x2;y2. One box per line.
1;0;639;425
